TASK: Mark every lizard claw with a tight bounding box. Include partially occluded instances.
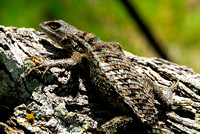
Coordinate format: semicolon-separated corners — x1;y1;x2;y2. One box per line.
25;56;45;65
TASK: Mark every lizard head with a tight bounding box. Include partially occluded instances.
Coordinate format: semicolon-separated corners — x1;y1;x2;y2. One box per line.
40;20;82;54
40;20;79;41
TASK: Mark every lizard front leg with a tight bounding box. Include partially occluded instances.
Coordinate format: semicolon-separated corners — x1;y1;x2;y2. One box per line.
26;51;84;78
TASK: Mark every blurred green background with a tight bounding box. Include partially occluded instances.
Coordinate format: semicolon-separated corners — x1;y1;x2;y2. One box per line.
1;0;200;72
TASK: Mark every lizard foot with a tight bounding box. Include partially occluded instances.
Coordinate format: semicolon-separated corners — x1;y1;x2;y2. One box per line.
25;55;49;79
98;116;135;134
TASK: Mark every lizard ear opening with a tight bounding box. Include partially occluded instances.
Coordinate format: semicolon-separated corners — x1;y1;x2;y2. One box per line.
47;22;61;30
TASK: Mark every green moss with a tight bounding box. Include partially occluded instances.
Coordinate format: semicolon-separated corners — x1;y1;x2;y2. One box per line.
24;60;33;68
26;79;39;92
0;53;4;64
54;103;67;117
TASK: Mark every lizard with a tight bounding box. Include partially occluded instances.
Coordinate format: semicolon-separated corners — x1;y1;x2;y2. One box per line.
26;20;175;133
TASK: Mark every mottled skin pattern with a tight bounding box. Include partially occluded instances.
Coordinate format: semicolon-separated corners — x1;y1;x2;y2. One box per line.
38;20;165;133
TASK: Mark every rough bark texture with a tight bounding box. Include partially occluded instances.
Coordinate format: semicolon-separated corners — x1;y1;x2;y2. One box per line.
0;25;200;134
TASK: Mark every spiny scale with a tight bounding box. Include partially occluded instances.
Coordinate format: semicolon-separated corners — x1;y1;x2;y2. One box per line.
74;31;162;133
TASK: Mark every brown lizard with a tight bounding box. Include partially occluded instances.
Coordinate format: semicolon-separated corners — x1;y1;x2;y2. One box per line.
27;20;176;133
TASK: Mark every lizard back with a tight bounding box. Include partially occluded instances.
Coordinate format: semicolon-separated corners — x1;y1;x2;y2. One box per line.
75;30;162;133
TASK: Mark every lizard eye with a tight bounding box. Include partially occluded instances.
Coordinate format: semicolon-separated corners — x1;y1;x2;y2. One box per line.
48;22;61;30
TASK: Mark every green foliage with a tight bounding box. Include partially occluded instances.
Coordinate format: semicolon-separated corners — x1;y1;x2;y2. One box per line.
1;0;200;72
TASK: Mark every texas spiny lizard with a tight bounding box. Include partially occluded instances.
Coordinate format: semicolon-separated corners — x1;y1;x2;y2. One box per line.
27;20;176;133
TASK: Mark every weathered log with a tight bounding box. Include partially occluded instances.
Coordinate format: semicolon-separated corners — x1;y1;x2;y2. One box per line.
0;25;199;133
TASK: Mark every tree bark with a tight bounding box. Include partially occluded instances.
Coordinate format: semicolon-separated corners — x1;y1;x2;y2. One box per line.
0;25;199;133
